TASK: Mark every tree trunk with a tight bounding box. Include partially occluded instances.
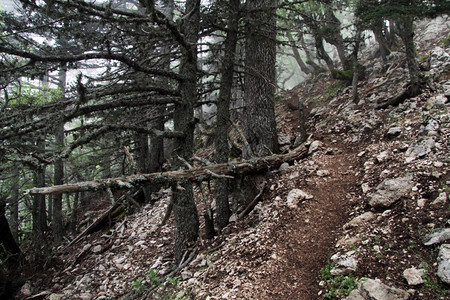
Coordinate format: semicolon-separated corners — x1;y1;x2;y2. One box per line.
322;9;351;70
398;16;421;94
214;0;240;232
287;33;313;75
243;0;278;158
0;201;22;278
172;0;200;264
352;24;362;103
70;192;79;233
9;168;20;241
371;18;391;64
53;67;66;244
311;27;335;71
25;144;309;196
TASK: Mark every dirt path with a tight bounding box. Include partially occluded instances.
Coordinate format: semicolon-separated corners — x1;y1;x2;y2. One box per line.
252;141;360;299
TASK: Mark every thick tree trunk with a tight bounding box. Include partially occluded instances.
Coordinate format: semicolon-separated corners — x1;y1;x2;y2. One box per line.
398;16;421;94
53;67;66;244
172;0;200;264
214;0;240;232
9;168;20;241
311;27;335;71
0;201;22;283
371;18;391;64
243;0;278;158
322;9;352;70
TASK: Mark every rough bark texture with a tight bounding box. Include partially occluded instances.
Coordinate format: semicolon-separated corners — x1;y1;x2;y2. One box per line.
172;0;200;264
398;16;421;92
9;168;20;241
32;138;46;251
25;144;308;195
322;9;351;70
213;0;240;232
243;0;278;158
53;67;66;244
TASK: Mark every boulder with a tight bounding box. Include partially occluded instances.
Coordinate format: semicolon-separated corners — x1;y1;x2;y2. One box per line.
423;228;450;246
437;244;450;284
368;175;414;208
346;279;410;300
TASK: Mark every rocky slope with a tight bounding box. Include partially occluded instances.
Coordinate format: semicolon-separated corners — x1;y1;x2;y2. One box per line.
18;16;449;300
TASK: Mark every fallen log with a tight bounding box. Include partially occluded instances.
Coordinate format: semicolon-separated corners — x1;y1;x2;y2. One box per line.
24;144;308;195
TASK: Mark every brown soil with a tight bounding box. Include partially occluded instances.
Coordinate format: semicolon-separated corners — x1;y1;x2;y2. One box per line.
254;144;359;299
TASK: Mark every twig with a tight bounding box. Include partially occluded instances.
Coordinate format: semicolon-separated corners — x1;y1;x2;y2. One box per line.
238;181;266;219
205;169;234;179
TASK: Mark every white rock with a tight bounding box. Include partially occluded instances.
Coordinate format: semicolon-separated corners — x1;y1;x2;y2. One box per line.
308;140;322;154
437;244;450;284
361;183;370;194
92;245;102;253
345;278;410;300
344;212;375;229
369;175;414;208
278;162;290;171
330;251;358;275
403;267;425;285
376;151;390;163
423;228;450;246
417;198;427;208
286;189;313;208
316;170;330;177
49;294;65;300
431;192;447;206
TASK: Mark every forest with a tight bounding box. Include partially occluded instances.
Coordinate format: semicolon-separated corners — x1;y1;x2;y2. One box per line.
1;0;449;299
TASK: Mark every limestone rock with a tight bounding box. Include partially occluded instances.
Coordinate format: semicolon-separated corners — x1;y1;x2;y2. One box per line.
431;192;448;206
437;244;450;284
330;251;358;275
286;189;313;208
405;139;435;163
345;279;410;300
385;127;402;138
308;140;322;154
278;134;292;146
49;294;65;300
368;175;414;208
403;267;425;286
423;228;450;246
92;245;102;253
344;212;376;229
278;162;290;171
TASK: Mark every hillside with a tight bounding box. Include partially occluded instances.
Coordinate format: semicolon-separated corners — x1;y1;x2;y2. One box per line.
16;16;450;300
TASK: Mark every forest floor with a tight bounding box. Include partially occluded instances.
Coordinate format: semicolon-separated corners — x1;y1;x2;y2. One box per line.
17;16;450;300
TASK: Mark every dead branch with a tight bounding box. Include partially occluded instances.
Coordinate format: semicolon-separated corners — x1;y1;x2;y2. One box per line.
24;143;308;195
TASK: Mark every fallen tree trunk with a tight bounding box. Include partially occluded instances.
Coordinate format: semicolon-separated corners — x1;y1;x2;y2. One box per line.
24;144;308;195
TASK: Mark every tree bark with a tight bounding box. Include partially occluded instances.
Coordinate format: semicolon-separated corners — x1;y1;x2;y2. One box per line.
398;16;421;94
9;168;20;241
53;67;66;244
243;0;278;158
213;0;240;232
172;0;200;264
24;144;308;195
